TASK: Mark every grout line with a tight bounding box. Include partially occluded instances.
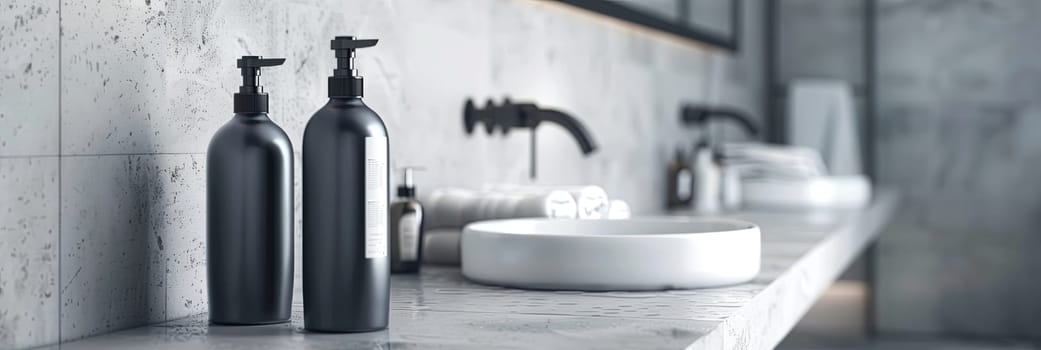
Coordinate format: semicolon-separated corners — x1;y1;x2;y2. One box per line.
0;154;61;159
19;152;206;159
164;256;169;323
0;152;206;160
62;152;206;157
57;0;63;344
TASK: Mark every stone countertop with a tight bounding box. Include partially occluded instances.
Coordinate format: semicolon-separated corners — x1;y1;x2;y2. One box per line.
54;191;897;350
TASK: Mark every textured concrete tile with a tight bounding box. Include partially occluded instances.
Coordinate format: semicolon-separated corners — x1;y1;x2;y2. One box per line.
60;156;165;341
376;0;495;174
293;152;302;305
60;154;208;339
0;0;59;156
262;0;351;152
59;0;293;155
128;155;206;321
60;0;173;155
0;158;59;348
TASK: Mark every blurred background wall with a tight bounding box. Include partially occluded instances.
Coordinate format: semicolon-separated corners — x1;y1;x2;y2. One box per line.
775;0;1041;340
873;0;1041;338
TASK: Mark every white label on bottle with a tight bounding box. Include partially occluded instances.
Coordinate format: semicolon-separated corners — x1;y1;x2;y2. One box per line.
398;212;420;262
365;137;388;259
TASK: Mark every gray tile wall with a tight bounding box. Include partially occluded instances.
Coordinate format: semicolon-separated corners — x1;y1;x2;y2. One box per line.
874;0;1041;338
1;0;60;347
0;0;764;348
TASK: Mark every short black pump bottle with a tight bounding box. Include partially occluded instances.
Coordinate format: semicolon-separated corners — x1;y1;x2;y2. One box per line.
390;167;425;274
303;37;389;332
207;56;294;325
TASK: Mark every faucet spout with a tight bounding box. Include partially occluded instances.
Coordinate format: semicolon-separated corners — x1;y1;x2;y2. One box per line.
519;105;598;155
463;98;599;179
464;98;599;155
681;105;760;137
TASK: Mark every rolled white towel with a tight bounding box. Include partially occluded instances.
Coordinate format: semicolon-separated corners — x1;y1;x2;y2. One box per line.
483;184;610;219
423;188;577;229
513;191;578;219
607;199;631;219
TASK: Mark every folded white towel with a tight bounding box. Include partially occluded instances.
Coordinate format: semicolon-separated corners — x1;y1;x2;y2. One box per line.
719;142;827;180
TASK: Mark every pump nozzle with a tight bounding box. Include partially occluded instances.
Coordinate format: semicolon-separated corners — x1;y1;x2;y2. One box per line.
234;56;286;113
395;166;424;198
328;36;378;97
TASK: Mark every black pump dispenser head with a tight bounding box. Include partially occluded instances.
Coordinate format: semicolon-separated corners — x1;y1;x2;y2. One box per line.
329;36;378;98
234;56;285;113
395;167;423;198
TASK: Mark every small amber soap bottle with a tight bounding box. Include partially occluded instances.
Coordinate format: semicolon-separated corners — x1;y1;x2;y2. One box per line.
390;167;425;274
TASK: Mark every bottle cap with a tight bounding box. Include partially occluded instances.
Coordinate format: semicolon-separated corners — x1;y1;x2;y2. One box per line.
234;56;285;113
396;167;425;198
328;36;378;98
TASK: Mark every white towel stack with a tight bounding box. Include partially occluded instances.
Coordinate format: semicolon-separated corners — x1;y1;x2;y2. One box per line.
720;143;827;180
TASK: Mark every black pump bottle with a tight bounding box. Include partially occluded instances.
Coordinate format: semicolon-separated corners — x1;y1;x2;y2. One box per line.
390;167;424;274
303;36;389;332
207;56;293;325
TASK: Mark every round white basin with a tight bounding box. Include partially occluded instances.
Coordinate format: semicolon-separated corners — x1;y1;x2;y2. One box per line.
461;217;760;291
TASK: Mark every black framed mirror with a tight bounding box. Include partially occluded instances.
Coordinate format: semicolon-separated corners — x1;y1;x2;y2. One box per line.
552;0;742;52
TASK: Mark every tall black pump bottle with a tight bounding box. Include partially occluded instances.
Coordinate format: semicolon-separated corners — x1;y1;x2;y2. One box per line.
207;56;293;325
303;36;389;332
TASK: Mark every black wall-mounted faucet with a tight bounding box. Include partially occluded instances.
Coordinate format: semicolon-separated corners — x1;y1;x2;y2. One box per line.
464;98;598;178
681;104;760;137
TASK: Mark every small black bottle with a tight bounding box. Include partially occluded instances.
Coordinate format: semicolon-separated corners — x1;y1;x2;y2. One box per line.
303;36;389;332
207;56;293;325
390;167;424;274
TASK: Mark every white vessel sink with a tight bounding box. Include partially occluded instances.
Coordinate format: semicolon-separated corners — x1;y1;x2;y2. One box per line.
742;175;871;210
461;218;760;291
